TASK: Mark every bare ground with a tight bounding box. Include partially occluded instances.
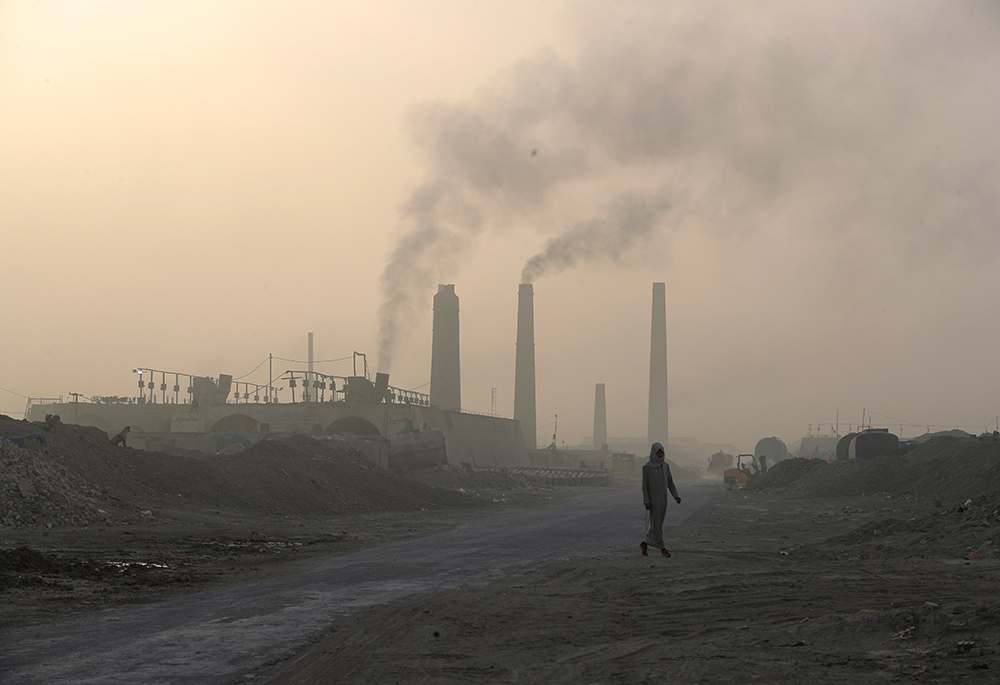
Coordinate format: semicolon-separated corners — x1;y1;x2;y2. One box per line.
4;416;1000;683
0;415;560;631
247;486;1000;684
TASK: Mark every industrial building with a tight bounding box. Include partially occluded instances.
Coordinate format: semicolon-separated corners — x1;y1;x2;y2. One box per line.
27;280;671;472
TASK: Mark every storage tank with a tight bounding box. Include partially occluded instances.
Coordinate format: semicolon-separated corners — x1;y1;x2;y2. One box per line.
850;429;899;460
754;436;787;463
836;433;857;462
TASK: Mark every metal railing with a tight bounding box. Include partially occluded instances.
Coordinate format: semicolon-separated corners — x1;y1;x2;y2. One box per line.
23;397;62;419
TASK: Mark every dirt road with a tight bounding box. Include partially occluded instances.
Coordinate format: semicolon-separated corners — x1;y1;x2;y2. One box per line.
251;484;1000;684
0;484;708;684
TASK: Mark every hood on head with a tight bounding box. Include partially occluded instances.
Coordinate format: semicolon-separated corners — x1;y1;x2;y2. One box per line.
648;442;665;464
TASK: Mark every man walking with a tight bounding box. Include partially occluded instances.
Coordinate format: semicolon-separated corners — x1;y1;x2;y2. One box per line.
641;442;681;557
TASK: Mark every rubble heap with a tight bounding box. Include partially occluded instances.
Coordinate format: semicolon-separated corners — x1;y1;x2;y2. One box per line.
0;439;117;528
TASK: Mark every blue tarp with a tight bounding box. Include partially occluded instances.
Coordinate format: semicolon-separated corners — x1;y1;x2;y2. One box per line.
1;433;47;448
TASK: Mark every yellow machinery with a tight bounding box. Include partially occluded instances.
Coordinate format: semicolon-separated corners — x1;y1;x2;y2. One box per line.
723;453;761;487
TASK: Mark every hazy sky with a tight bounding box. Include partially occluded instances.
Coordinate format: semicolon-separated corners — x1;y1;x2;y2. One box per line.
2;0;999;453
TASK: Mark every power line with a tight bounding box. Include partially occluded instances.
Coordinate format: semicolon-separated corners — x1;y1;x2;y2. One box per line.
0;385;29;399
233;357;270;381
865;409;993;431
272;355;354;365
865;410;924;427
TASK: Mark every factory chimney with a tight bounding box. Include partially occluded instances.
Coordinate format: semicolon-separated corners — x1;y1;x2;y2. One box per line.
306;332;314;402
514;283;536;450
593;383;608;450
430;284;461;411
647;282;668;448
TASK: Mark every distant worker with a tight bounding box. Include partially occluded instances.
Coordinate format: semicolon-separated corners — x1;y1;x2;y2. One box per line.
43;414;61;433
110;426;130;447
640;442;681;558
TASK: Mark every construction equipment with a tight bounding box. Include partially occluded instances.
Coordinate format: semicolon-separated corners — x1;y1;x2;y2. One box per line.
723;453;761;487
707;451;733;478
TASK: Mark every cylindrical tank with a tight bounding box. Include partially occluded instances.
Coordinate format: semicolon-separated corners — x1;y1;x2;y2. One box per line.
851;429;899;460
754;436;787;463
836;433;857;462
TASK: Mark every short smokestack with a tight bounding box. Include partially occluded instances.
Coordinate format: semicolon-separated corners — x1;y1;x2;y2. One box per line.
647;282;668;447
430;284;461;411
593;383;608;450
514;283;536;450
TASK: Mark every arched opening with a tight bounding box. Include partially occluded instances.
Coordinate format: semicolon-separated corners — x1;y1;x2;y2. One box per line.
326;416;381;436
210;414;259;432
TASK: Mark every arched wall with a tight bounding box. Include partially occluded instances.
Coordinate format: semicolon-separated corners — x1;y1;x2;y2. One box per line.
210;414;260;432
326;416;381;436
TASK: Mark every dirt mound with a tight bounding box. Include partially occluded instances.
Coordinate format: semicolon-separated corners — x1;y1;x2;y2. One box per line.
0;416;485;528
745;455;921;497
796;455;920;497
0;546;112;591
746;436;1000;502
897;436;1000;500
745;458;826;490
198;435;482;516
0;437;118;528
909;429;975;443
742;436;1000;559
0;546;66;575
821;492;1000;559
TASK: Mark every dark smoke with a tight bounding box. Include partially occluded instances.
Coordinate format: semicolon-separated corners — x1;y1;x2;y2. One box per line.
521;191;671;284
377;0;1000;369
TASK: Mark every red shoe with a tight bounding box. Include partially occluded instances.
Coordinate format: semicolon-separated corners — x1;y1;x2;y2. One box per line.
640;542;648;556
661;549;671;558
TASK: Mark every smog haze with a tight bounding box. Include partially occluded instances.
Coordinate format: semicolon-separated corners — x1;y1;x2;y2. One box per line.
2;0;999;451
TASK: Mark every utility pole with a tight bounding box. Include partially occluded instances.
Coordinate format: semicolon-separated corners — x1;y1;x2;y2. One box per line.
70;392;81;423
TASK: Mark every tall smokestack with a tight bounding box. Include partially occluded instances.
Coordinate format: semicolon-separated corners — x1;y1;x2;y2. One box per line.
593;383;607;450
647;282;668;447
430;284;461;411
514;283;536;450
306;331;314;403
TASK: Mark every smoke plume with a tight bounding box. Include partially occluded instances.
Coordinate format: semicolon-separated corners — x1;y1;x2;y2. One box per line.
521;191;671;284
377;0;1000;370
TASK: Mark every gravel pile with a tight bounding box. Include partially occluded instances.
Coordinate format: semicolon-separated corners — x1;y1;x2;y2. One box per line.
0;439;119;528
